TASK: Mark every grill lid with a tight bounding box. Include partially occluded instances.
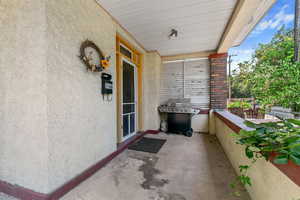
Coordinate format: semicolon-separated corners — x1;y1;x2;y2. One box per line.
158;98;199;114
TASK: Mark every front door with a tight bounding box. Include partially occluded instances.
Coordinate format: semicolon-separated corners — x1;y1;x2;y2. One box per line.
122;59;137;141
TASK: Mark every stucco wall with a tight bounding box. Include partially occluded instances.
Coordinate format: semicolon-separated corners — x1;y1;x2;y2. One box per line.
0;0;49;193
46;0;159;193
0;0;156;194
215;116;300;200
192;115;208;133
143;52;161;130
46;0;164;190
46;0;119;192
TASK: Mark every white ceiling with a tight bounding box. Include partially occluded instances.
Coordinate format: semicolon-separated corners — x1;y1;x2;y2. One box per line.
97;0;237;56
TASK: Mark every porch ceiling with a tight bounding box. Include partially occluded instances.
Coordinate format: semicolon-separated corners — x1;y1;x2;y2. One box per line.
96;0;275;56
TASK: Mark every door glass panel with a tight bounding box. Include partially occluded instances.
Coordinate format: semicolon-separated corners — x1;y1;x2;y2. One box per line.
123;115;129;137
123;61;135;103
123;104;135;114
130;113;135;133
122;60;136;140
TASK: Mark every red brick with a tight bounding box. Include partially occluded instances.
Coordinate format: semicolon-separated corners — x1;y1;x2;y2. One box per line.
210;53;228;109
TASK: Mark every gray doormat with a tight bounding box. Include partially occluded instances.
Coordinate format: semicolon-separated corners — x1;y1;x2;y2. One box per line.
128;137;166;153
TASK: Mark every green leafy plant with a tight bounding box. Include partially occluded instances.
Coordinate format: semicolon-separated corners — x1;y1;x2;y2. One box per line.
228;101;252;109
233;28;300;112
230;119;300;193
231;61;253;98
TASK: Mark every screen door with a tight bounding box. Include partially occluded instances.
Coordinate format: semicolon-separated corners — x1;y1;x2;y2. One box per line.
122;59;137;141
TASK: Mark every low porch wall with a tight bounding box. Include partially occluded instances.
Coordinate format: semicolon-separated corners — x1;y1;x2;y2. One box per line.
213;111;300;200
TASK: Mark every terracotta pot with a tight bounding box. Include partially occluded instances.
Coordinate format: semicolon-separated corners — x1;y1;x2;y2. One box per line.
269;152;300;187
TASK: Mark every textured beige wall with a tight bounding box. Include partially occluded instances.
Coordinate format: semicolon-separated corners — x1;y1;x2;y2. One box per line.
215;117;300;200
46;0;162;189
0;0;156;194
192;115;208;133
208;110;216;135
143;52;161;130
46;0;119;192
0;0;49;193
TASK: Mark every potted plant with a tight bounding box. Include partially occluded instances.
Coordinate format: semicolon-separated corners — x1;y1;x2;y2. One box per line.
228;101;252;118
230;119;300;193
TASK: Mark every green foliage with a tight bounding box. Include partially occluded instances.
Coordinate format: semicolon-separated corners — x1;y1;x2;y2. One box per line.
237;119;300;164
233;28;300;112
230;119;300;192
255;28;294;65
228;101;252;109
249;57;300;112
231;61;253;98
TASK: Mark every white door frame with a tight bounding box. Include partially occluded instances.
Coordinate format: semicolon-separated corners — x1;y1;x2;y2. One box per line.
121;57;138;142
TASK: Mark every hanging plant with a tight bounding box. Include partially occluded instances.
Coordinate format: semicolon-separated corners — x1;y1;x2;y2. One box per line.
79;40;110;72
230;119;300;195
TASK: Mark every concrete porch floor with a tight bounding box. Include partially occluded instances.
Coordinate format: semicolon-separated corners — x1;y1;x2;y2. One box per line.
62;133;250;200
0;133;250;200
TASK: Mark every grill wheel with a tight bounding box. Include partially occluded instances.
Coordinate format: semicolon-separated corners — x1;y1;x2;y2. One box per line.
184;128;193;137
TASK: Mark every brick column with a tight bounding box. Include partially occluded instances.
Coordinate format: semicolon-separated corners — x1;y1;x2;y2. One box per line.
209;53;228;110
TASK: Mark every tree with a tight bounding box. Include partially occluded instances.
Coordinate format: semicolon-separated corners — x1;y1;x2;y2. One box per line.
231;28;300;112
247;28;300;112
231;61;252;98
254;28;294;65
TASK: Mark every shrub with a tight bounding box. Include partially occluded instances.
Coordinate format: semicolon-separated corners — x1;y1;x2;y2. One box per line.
228;101;252;109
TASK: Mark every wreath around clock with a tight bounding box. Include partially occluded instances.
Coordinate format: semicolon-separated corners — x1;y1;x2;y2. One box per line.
79;40;104;72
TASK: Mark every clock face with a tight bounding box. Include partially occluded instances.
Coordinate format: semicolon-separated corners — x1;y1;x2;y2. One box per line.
84;46;100;65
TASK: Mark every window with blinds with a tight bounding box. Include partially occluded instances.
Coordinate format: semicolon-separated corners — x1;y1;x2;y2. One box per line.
160;59;210;108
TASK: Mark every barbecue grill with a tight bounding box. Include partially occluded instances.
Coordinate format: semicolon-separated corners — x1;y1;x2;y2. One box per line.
158;98;200;137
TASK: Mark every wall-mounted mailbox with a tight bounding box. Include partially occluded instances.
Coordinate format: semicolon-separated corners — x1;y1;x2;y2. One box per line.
101;73;113;95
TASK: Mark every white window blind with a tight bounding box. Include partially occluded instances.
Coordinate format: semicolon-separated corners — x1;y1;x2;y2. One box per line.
160;59;210;108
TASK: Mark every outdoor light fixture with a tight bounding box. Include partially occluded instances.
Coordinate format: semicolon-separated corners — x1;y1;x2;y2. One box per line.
168;29;178;39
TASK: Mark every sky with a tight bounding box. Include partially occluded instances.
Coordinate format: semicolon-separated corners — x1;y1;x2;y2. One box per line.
229;0;295;71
